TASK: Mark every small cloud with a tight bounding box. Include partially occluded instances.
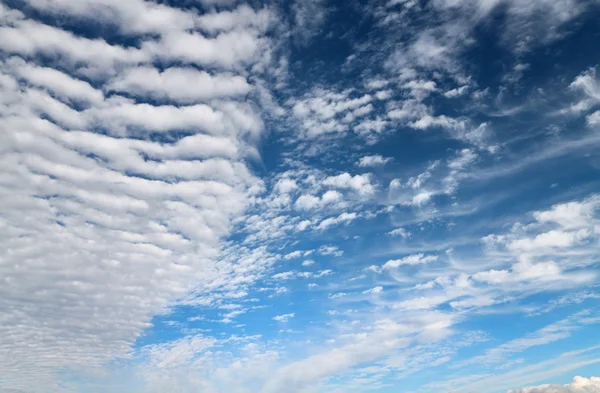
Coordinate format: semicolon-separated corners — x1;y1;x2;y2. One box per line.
318;245;343;257
387;228;411;238
272;313;295;322
383;253;438;269
284;250;303;260
357;155;393;167
362;286;383;295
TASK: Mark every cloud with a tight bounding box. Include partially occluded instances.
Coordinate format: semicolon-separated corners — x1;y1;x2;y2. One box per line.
290;88;374;137
290;0;329;45
272;313;295;322
294;190;343;211
323;173;375;196
457;312;600;366
480;195;600;265
508;229;591;253
363;286;384;295
533;196;600;229
382;254;438;270
107;66;252;103
0;2;281;391
2;1;600;392
587;111;600;126
20;0;196;35
316;212;358;230
508;376;600;393
260;312;455;393
318;245;343;257
387;228;411;238
0;13;148;72
570;68;600;101
357;155;393;167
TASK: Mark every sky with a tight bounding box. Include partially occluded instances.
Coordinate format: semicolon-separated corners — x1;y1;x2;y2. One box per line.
0;0;600;392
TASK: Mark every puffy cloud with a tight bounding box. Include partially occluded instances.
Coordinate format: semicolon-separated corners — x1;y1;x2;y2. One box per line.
482;195;600;263
294;190;342;211
570;68;600;102
357;155;393;167
290;88;374;137
587;111;600;126
0;12;149;70
196;5;272;33
318;245;343;257
316;212;358;230
533;196;600;229
323;173;375;196
3;56;104;105
508;229;591;253
107;66;252;103
508;376;600;393
0;2;279;391
20;0;197;35
295;194;322;210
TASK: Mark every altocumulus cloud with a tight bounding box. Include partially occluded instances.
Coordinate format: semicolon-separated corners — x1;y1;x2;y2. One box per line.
0;0;279;391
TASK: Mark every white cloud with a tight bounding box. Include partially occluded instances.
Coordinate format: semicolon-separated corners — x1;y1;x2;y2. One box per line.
0;2;281;391
4;56;104;105
196;5;272;33
296;220;312;231
357;155;393;167
290;88;374;137
272;271;297;281
323;173;375;196
508;229;591;253
508;376;600;393
107;66;251;103
275;178;299;194
444;85;469;98
2;1;600;393
272;313;295;322
587;111;600;126
284;250;303;260
533;196;599;229
318;245;343;257
383;254;438;270
295;194;321;210
481;195;600;266
0;20;147;74
316;212;358;230
570;68;600;102
363;286;384;295
411;191;434;206
21;0;197;35
387;228;411;238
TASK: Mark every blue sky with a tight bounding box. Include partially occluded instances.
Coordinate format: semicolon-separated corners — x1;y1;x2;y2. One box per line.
0;0;600;392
